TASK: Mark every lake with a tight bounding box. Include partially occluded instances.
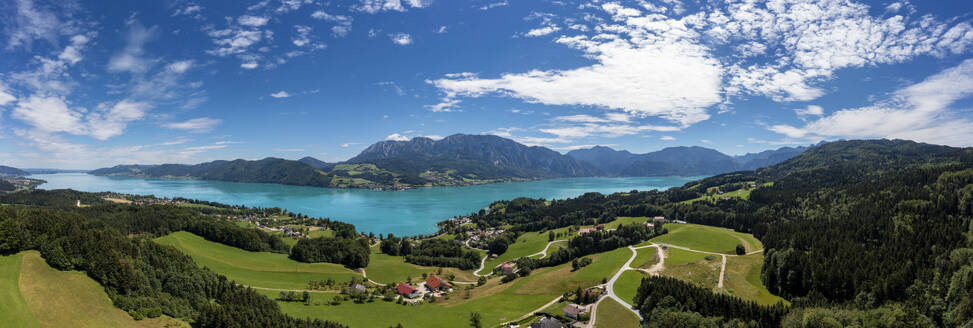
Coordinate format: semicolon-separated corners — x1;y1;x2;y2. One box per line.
34;173;701;236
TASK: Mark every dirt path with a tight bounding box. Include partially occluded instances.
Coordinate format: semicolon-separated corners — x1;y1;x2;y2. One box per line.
717;255;727;289
239;284;338;294
528;240;566;259
474;255;491;277
643;244;666;276
358;268;387;286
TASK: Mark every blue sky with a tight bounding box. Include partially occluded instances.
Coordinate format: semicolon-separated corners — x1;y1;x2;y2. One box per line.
1;0;972;169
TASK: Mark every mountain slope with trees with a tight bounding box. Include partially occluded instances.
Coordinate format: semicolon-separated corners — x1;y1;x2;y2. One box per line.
453;139;973;327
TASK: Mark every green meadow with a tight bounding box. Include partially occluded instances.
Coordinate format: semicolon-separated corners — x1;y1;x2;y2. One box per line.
613;270;648;305
595;298;641;328
649;223;762;254
154;231;362;290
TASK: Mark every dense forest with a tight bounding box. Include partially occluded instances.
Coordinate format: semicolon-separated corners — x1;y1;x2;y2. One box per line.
456;140;973;327
289;236;370;268
0;192;347;327
379;235;481;270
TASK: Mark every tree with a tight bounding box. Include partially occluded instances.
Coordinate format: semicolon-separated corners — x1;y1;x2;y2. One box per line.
477;276;487;286
548;231;555;241
735;244;745;255
469;312;482;328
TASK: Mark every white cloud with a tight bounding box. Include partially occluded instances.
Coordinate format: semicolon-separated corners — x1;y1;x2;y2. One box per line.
794;105;824;120
355;0;431;14
311;11;353;37
386;133;410;141
524;25;560;37
108;22;157;74
5;0;81;50
436;26;447;34
270;91;291;98
164;117;222;133
479;1;508;11
430;0;973;129
273;148;304;152
241;61;258;69
85;100;150;140
700;139;712;144
166;60;193;73
11;95;86;134
173;4;202;16
390;33;413;45
660;136;676;141
293;25;312;47
237;15;269;27
768;59;973;147
0;84;16;106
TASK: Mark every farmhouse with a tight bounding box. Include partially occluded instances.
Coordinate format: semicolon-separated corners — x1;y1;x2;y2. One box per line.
425;275;452;292
396;283;419;299
500;262;514;274
530;317;563;328
351;283;367;293
562;304;586;319
578;227;597;235
652;216;666;223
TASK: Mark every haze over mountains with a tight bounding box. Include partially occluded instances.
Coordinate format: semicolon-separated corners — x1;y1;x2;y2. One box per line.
566;145;809;176
89;134;809;189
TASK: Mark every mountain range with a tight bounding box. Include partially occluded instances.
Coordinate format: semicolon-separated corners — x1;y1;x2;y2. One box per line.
566;144;809;176
90;134;810;189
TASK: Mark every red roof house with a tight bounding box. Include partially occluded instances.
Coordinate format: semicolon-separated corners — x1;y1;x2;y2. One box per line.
397;282;419;298
500;262;514;274
425;275;453;291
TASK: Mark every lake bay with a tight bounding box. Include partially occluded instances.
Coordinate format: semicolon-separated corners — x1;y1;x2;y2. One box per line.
34;173;700;235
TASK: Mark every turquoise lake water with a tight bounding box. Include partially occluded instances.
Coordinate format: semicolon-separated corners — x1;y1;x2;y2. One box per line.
34;173;701;235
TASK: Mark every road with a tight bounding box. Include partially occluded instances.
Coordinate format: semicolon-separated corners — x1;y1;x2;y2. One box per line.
528;240;566;259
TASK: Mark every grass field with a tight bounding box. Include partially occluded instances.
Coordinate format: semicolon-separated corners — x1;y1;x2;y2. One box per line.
477;231;553;275
0;252;37;328
723;253;789;306
274;245;632;327
366;247;478;284
613;270;647;305
7;251;186;328
660;248;720;289
649;224;762;253
632;247;658;269
595;298;641;328
477;217;651;275
155;231;361;290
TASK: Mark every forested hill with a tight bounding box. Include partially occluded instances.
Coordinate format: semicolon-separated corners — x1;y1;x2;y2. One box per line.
566;144;808;176
91;157;335;187
346;134;600;179
0;165;29;177
455;139;973;326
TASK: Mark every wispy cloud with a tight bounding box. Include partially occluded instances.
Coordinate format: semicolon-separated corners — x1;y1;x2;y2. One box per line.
164;117;222;133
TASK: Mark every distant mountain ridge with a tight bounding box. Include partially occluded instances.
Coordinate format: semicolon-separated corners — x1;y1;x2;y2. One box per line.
347;134;599;179
0;165;29;177
91;158;334;187
567;144;809;176
91;134;813;189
